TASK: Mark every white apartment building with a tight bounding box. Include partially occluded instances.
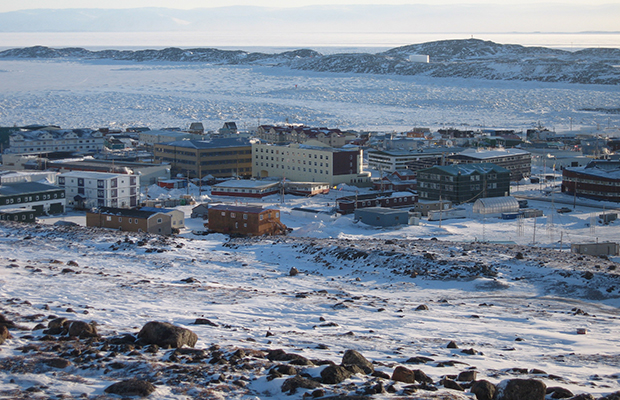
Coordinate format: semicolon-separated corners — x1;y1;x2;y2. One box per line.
252;140;372;187
7;128;104;155
57;171;140;209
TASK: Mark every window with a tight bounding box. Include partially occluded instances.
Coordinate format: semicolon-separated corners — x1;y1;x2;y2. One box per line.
118;217;122;222
259;214;264;221
106;216;112;221
157;218;162;223
231;212;236;218
243;214;248;220
128;218;132;223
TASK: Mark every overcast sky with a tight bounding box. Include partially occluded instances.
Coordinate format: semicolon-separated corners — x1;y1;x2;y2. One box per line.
0;0;613;12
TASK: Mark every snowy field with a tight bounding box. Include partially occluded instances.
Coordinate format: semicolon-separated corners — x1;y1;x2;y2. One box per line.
1;58;619;133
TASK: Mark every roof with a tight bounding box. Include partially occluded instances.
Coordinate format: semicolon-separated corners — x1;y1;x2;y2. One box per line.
422;163;510;176
93;207;166;219
566;160;620;180
140;207;180;214
161;137;252;149
209;204;271;214
456;148;530;159
0;182;62;196
213;179;280;189
355;207;409;216
59;171;128;179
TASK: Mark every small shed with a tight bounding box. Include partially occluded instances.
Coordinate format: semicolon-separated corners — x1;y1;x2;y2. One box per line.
473;196;519;215
191;203;210;219
571;242;619;257
354;207;411;227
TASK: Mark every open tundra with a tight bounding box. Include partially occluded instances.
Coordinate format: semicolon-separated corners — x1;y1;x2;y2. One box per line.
1;222;620;399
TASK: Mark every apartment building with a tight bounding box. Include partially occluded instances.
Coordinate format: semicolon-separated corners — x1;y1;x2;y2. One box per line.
58;171;140;209
7;128;104;155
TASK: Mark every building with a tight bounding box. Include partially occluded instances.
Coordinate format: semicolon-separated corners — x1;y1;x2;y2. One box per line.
207;204;287;236
336;191;417;214
253;141;372;187
417;163;511;204
218;122;238;136
368;147;459;173
140;207;185;230
256;125;350;147
6;128;104;155
354;207;413;227
284;181;330;196
38;159;170;188
191;203;210;219
137;130;201;146
571;242;619;257
412;199;452;216
562;159;620;202
211;179;281;198
0;208;37;223
58;171;140;209
153;137;253;179
0;181;66;216
447;148;531;181
86;207;173;235
472;196;520;215
372;170;417;192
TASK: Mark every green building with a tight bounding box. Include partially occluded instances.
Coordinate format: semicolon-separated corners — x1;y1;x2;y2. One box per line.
417;163;511;204
0;182;66;217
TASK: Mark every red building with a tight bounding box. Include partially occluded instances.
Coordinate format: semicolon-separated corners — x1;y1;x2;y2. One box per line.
207;205;288;236
336;191;418;214
562;160;620;202
372;170;417;192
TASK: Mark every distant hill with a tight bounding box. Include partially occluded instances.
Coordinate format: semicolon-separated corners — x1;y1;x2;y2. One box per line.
1;39;619;85
0;5;618;33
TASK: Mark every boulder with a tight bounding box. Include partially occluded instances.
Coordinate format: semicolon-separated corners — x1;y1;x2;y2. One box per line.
457;370;477;382
470;380;496;400
321;365;353;384
281;375;321;394
495;378;546;400
567;394;595;400
547;386;574;399
601;392;620;400
342;349;374;374
67;321;98;338
104;379;156;397
0;325;11;344
137;321;198;348
391;366;432;384
43;358;72;369
289;267;299;276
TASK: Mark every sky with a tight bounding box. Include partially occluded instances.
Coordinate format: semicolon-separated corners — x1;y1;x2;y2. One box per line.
0;0;613;12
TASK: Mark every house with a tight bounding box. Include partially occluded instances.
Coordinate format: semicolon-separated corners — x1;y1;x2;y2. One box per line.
354;207;413;227
140;207;185;230
253;140;372;187
218;122;238;136
211;179;281;198
562;159;620;202
207;204;287;236
412;199;452;216
153;137;253;179
57;171;140;209
0;181;66;216
336;191;417;214
86;207;173;235
191;203;210;219
417;163;511;204
284;181;330;196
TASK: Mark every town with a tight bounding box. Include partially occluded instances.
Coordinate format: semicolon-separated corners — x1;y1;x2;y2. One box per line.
0;120;618;256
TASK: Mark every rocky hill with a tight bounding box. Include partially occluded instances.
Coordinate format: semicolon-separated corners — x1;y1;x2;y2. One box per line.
1;39;619;85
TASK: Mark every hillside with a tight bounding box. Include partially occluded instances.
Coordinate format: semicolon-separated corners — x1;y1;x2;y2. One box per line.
1;39;619;85
1;221;620;399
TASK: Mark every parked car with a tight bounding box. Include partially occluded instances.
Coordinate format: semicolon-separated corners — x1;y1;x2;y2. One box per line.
557;207;572;214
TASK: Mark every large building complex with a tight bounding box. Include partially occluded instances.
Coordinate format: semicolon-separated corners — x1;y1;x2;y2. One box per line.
252;140;372;187
7;128;104;155
417;163;511;204
153;137;253;179
0;181;66;216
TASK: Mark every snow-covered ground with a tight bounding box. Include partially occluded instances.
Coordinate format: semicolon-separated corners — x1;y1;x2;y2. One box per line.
1;59;619;133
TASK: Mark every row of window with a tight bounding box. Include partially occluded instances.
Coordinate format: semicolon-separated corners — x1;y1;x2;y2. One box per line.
3;192;63;205
565;176;620;187
256;147;330;160
256;162;330;175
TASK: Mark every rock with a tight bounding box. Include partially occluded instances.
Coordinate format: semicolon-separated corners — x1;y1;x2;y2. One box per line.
470;380;496;400
67;321;98;338
461;348;482;355
0;314;16;329
457;370;477;381
447;340;459;349
515;252;525;260
566;394;595;400
321;365;353;384
441;378;465;391
391;366;432;384
289;267;299;276
104;379;156;397
371;370;391;379
281;375;321;394
0;325;11;344
342;349;374;374
272;364;298;376
416;304;430;311
601;392;620;400
45;317;68;335
193;318;218;326
43;358;71;369
137;321;198;348
547;386;574;399
496;378;546;400
405;356;434;364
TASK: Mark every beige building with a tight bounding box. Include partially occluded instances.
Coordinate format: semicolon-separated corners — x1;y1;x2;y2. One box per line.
252;140;371;187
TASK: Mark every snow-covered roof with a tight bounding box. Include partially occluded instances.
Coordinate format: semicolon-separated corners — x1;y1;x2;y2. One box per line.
457;148;530;159
212;179;280;189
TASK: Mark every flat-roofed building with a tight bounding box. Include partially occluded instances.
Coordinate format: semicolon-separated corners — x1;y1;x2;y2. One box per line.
0;181;66;216
154;137;253;179
211;179;280;198
58;171;140;209
7;128;104;155
253;140;371;187
448;148;531;181
207;204;287;236
86;207;172;235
